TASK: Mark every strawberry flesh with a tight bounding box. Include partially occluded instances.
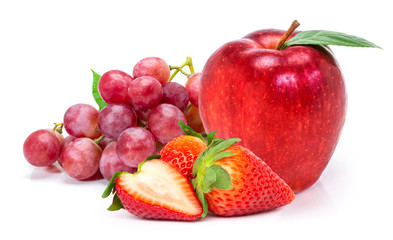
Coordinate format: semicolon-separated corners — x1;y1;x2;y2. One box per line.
115;159;202;220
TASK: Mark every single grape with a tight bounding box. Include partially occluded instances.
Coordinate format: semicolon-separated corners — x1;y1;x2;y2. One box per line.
161;82;189;111
81;169;104;181
133;57;170;85
98;70;134;104
99;142;136;181
134;107;151;122
116;127;156;168
184;105;205;133
63;103;101;139
185;72;201;107
148;103;187;144
61;138;102;180
58;135;76;166
128;76;163;111
23;129;62;167
98;136;114;150
98;103;137;139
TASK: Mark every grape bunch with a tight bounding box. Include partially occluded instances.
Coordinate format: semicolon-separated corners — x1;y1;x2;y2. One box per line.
23;56;204;181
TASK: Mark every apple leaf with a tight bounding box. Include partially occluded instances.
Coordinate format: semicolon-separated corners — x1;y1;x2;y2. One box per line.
282;30;381;49
91;69;107;110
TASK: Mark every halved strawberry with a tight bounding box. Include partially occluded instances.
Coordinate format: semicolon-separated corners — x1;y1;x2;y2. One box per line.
102;157;202;221
192;137;295;217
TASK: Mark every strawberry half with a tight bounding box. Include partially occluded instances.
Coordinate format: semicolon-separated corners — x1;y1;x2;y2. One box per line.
192;137;295;217
102;157;203;221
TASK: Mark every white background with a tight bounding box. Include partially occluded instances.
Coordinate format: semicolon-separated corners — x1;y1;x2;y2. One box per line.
1;0;392;239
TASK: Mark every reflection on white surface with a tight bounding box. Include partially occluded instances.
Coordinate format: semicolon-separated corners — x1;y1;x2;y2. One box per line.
285;181;336;217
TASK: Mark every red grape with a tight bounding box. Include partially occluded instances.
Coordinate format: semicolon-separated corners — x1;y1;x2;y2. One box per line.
97;136;114;150
61;138;102;180
58;135;76;166
116;127;156;168
161;82;189;111
184;105;205;133
134;107;151;122
98;70;134;104
63;103;101;139
133;57;170;85
148;103;187;144
99;142;136;181
128;76;163;111
97;103;137;139
185;72;201;107
23;129;62;167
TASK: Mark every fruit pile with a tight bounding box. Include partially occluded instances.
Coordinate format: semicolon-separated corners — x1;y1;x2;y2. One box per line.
23;20;380;221
23;56;204;181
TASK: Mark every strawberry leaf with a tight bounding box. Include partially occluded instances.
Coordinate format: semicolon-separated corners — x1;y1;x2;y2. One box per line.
207;138;241;163
178;120;206;144
203;166;217;187
206;130;217;145
192;154;203;177
196;188;209;219
107;193;124;211
102;171;122;198
91;69;107;110
212;151;234;162
210;165;232;190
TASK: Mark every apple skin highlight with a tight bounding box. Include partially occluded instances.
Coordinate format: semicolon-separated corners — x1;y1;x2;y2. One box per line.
199;29;347;193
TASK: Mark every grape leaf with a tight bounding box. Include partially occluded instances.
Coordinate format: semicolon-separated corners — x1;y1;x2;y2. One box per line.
91;69;107;110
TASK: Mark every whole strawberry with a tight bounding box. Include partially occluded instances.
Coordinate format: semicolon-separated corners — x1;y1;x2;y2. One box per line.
192;137;295;217
159;135;207;180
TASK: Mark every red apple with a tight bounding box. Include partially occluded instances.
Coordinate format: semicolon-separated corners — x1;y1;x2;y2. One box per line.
199;28;346;193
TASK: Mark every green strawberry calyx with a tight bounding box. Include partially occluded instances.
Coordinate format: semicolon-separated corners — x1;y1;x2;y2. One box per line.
191;132;241;218
178;120;242;218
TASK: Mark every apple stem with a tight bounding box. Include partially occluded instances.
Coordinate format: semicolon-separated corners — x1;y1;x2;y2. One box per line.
276;20;300;50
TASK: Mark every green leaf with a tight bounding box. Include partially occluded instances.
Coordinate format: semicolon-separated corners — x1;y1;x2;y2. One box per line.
203;166;217;187
210;165;233;190
91;69;107;110
107;193;124;211
191;178;198;190
102;171;122;198
196;188;209;219
211;151;234;162
206;130;217;145
137;154;161;172
282;30;381;49
192;153;204;177
208;138;241;157
178;120;206;144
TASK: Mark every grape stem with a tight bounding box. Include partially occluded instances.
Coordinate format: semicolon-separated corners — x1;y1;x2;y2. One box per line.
94;134;105;145
168;56;195;82
183;104;193;114
52;123;64;134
